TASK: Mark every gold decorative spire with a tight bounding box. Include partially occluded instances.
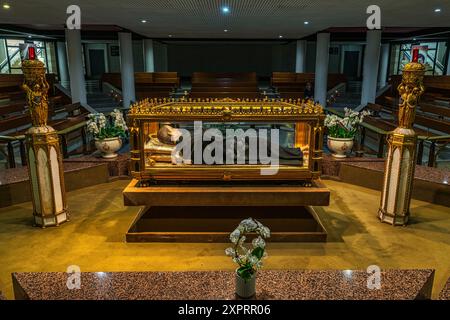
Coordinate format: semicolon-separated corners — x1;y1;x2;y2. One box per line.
397;60;425;129
21;59;50;127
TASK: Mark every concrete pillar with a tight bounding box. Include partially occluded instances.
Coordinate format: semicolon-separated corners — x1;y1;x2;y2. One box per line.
65;29;87;106
361;30;382;107
56;42;69;85
314;33;330;106
160;43;168;72
143;39;155;72
446;48;450;75
378;43;390;87
118;32;136;108
295;40;307;73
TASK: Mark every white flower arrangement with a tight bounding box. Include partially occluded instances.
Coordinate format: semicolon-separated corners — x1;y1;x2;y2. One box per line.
225;218;270;281
86;109;128;139
324;108;370;138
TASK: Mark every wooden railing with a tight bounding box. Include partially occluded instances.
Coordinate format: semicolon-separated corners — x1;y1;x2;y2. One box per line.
326;107;450;167
0;119;89;168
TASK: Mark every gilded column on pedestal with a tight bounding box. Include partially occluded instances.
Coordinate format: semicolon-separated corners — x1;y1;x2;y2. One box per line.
378;58;425;226
22;52;69;228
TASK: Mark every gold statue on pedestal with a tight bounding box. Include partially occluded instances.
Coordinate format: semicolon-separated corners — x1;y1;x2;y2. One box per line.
378;53;425;226
21;50;69;228
397;62;425;129
22;59;50;127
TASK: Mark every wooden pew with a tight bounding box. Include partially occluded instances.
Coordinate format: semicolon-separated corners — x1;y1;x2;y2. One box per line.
136;91;172;100
192;72;257;83
419;103;450;119
279;92;305;100
271;73;346;99
152;72;180;86
271;72;346;88
0;102;89;167
189;92;262;99
189;72;259;99
190;86;258;92
191;81;258;88
101;72;179;90
389;75;450;99
101;72;179;100
365;103;384;117
415;115;450;134
0;102;27;119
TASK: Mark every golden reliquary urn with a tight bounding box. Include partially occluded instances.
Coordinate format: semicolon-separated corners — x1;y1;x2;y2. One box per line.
378;55;425;226
21;49;69;228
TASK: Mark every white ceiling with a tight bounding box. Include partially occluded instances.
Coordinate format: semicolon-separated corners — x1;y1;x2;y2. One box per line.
0;0;449;39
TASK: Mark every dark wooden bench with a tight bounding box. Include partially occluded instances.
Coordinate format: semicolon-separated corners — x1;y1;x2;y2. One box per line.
101;72;180;91
136;91;172;100
271;72;346;89
189;72;260;100
192;72;257;82
279;92;305;100
418;103;450;120
0;102;89;168
189;92;262;99
191;81;258;87
0;101;27;119
190;86;258;92
361;114;447;166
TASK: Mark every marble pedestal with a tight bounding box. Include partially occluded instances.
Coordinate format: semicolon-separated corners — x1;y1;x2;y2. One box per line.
378;127;416;226
26;126;68;227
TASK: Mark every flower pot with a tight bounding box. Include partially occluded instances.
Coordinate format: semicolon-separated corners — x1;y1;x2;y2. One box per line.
327;136;354;158
95;137;122;159
235;270;256;298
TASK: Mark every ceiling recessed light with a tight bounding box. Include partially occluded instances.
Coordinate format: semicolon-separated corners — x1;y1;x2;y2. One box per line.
3;3;11;9
141;19;147;23
434;8;441;12
224;29;228;32
304;21;309;25
168;34;173;37
28;35;32;38
413;37;417;41
279;35;283;38
222;6;230;14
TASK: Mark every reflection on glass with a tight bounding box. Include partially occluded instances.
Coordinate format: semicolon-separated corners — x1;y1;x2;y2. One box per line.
143;122;309;168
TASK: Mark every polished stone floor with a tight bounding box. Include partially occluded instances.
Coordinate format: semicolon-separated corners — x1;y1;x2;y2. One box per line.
0;179;448;299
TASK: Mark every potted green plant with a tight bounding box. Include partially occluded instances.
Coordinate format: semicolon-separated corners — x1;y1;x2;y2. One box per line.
86;109;128;158
225;218;270;298
325;108;370;158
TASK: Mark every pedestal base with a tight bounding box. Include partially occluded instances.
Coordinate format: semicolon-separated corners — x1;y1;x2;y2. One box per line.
126;205;327;242
378;208;409;226
34;209;69;228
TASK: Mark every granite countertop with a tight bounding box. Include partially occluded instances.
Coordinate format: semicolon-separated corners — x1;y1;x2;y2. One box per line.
322;154;385;163
343;161;450;185
12;269;434;300
439;278;450;300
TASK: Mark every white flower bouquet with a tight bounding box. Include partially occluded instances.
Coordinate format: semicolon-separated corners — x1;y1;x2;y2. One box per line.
225;218;270;281
324;108;370;138
86;109;128;139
